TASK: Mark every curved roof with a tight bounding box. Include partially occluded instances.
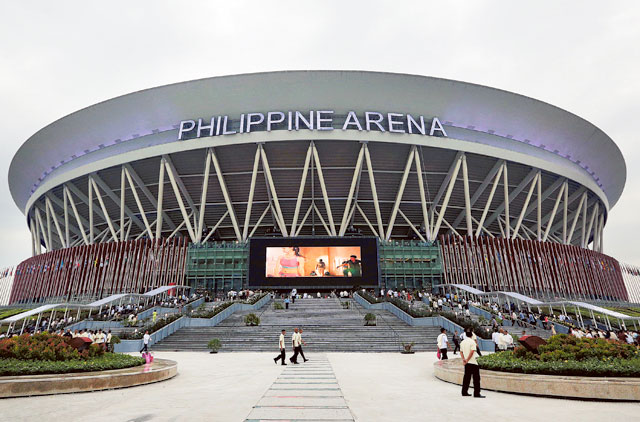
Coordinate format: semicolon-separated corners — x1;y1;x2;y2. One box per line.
9;70;626;213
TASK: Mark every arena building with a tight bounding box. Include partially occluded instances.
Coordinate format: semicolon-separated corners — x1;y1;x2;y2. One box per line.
6;71;640;305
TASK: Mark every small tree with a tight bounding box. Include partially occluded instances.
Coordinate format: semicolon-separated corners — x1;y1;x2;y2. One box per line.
244;313;260;326
207;338;221;353
364;313;377;326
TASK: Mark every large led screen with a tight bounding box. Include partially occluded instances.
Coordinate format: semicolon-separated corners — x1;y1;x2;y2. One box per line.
266;246;362;278
248;237;379;289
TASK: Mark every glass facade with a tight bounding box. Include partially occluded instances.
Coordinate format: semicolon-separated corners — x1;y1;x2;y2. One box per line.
378;240;443;290
186;242;248;295
186;240;443;293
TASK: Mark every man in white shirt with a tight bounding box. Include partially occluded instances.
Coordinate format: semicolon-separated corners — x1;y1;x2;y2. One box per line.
297;327;309;362
437;328;449;360
460;327;485;398
290;328;301;364
273;329;287;365
491;329;501;352
140;330;151;354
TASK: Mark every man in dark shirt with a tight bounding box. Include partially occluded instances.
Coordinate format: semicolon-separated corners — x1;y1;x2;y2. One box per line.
341;255;362;277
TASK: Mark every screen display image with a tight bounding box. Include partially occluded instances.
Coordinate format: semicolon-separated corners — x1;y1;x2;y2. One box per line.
266;246;362;278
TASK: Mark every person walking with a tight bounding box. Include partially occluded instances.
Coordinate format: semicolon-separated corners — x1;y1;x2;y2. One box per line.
152;310;157;323
298;327;309;362
437;328;449;360
273;329;287;365
460;327;485;398
452;330;460;355
290;328;300;364
140;330;151;354
284;297;290;310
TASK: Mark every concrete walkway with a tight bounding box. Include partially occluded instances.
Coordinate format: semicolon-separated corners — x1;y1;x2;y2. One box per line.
0;352;636;421
245;354;354;421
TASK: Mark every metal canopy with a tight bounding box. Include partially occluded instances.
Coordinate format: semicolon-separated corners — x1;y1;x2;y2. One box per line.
143;285;189;297
434;283;485;296
86;293;128;307
1;304;59;323
441;283;640;321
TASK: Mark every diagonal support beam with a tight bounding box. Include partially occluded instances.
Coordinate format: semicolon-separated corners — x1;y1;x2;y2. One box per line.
452;159;504;233
363;144;385;239
259;145;289;236
339;143;365;236
311;143;336;236
431;154;463;238
164;159;197;242
123;167;154;240
243;146;262;241
210;148;242;241
124;163;177;231
91;171;145;233
386;146;416;240
89;176;118;240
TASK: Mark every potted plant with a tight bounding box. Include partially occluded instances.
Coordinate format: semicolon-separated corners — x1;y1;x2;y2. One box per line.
341;301;350;309
364;313;377;326
274;302;284;310
207;338;221;354
244;313;260;326
401;342;415;354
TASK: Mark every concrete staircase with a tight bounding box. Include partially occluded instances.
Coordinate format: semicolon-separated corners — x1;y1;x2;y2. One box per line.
154;298;442;352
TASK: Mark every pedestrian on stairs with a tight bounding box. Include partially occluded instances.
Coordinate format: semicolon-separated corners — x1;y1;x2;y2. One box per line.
274;329;287;365
284;297;290;310
298;327;309;362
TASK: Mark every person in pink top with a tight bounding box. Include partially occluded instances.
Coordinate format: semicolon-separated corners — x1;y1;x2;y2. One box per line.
274;247;305;277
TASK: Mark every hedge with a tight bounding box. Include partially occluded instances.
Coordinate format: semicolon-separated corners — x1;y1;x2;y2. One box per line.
478;352;640;377
478;334;640;377
0;354;146;376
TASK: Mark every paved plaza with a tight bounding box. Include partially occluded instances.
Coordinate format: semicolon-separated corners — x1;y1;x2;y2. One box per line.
1;352;637;421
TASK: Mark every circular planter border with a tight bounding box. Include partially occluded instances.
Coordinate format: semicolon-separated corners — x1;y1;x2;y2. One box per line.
0;358;177;398
434;358;640;401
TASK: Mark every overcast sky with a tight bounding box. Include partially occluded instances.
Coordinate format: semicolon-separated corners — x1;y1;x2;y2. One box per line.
1;1;639;267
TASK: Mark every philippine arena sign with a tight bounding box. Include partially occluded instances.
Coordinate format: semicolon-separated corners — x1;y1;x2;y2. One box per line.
177;110;448;141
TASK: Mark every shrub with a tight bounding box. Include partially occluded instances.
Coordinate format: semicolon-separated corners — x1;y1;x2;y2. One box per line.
191;301;234;319
0;354;145;376
364;313;377;326
273;302;284;310
207;338;222;352
244;313;260;326
245;292;268;305
0;333;104;361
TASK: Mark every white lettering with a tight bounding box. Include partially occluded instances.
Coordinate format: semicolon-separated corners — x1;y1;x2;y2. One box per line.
295;111;314;131
216;116;222;136
246;113;265;133
178;120;196;140
197;118;215;138
316;110;334;131
387;113;404;133
407;114;426;135
267;112;285;131
429;117;447;137
342;111;363;131
288;111;293;131
222;116;236;135
239;114;245;134
365;112;385;132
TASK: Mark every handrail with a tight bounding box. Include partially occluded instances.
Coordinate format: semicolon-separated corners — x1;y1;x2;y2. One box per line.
352;293;402;352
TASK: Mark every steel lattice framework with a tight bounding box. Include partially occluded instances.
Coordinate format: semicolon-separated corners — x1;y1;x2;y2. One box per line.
24;141;607;254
